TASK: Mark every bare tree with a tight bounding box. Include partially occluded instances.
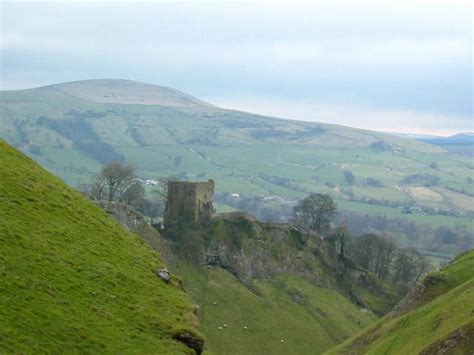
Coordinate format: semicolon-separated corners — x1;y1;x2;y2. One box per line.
100;161;136;202
121;181;145;206
82;161;137;202
375;238;396;280
392;247;429;291
79;175;107;201
349;233;396;280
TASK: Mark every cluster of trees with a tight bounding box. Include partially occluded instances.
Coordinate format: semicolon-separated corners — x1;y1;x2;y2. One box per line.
401;173;441;187
293;193;430;291
365;177;384;187
342;170;384;188
337;210;473;256
370;140;392;151
343;170;356;185
349;234;429;292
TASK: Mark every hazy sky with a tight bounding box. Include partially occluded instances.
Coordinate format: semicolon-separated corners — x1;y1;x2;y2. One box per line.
1;0;472;135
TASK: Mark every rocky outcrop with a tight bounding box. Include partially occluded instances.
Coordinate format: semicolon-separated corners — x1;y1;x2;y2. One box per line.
167;212;399;314
100;204;399;316
201;216;325;286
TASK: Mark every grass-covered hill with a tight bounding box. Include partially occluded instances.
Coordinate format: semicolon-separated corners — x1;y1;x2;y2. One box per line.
1;79;473;255
0;140;204;353
326;249;474;354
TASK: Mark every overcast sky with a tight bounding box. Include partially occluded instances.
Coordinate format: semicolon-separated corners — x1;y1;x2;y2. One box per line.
1;0;472;135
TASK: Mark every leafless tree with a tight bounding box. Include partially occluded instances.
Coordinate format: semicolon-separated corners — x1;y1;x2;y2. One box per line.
349;233;397;280
82;161;137;202
100;161;136;202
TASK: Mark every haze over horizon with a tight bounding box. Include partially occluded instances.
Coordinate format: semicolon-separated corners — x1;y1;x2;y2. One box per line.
1;1;472;136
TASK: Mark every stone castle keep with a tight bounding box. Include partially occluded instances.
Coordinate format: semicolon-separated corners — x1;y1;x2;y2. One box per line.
164;180;215;227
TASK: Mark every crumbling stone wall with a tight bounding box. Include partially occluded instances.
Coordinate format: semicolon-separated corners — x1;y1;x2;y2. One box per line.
165;179;214;227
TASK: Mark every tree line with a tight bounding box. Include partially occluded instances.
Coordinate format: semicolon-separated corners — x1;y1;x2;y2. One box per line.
293;193;430;292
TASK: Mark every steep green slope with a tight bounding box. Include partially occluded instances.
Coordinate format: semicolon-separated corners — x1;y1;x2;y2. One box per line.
0;140;203;353
1;79;473;254
173;262;377;355
326;249;474;354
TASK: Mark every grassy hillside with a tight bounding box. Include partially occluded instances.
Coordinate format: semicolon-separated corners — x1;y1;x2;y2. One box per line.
173;261;377;355
0;140;203;353
1;79;473;254
326;249;474;354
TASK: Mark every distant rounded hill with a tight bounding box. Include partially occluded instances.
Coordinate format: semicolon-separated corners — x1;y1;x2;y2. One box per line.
52;79;215;109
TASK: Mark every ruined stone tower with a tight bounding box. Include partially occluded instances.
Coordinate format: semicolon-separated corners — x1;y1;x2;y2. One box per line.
164;179;215;228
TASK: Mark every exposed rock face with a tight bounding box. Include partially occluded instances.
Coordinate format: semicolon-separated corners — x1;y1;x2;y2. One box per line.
202;215;324;286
